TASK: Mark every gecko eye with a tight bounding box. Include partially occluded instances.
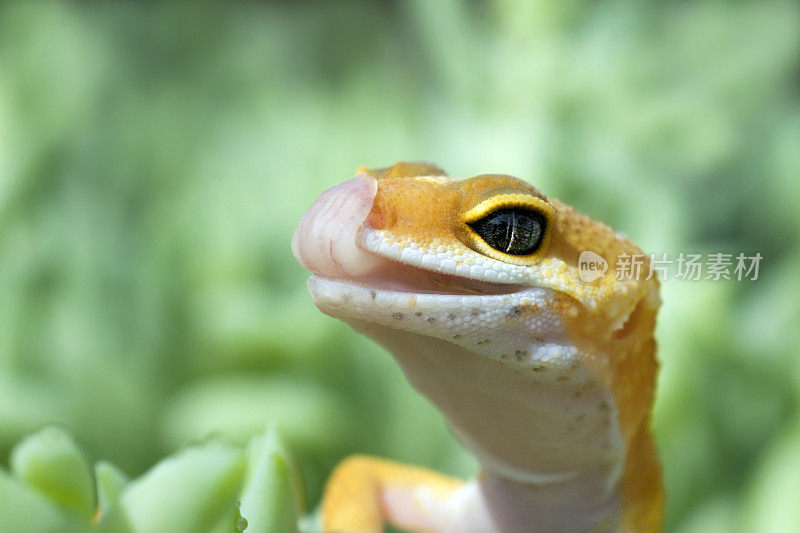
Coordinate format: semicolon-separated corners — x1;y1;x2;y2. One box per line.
467;208;547;256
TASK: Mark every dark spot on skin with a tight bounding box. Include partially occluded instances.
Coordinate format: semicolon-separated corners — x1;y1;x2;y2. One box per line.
557;375;569;382
533;335;545;343
514;350;528;361
427;317;436;323
512;306;523;316
447;313;456;320
471;309;482;316
500;353;510;360
369;290;377;300
575;414;586;422
533;365;544;372
573;391;583;398
453;334;461;339
477;339;491;345
599;401;609;411
415;311;423;317
392;313;404;320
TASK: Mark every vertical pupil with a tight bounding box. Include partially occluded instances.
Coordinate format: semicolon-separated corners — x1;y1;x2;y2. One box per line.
468;208;545;255
483;212;512;252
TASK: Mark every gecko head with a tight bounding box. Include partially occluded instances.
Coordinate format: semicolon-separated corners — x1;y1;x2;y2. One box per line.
292;162;656;366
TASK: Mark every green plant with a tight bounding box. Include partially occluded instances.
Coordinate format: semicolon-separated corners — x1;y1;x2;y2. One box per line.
0;426;304;533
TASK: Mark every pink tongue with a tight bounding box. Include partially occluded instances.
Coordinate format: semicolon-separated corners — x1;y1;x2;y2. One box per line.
291;174;385;279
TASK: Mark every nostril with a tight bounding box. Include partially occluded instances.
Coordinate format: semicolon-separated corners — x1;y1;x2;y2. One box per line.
366;198;395;230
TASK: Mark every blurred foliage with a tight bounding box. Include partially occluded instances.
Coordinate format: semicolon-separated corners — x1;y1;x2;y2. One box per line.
0;1;798;531
1;426;302;533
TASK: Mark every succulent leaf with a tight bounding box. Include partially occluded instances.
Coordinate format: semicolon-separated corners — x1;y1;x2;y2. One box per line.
10;427;96;521
0;468;87;533
95;461;129;515
105;442;245;533
239;427;302;533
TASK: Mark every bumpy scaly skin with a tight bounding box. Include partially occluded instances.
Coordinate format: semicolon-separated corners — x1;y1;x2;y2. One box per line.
292;162;662;532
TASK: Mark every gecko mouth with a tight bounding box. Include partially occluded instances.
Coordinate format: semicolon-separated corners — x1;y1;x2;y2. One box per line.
303;244;543;328
314;255;527;296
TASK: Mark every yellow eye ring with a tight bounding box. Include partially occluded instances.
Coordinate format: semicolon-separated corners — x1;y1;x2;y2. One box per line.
462;194;555;265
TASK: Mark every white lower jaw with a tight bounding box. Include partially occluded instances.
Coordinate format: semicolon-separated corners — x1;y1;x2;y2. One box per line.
308;276;579;370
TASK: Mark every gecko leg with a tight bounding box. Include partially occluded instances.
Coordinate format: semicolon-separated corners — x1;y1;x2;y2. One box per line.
321;455;488;533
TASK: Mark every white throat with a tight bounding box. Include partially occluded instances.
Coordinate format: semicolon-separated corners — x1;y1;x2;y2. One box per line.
354;322;624;531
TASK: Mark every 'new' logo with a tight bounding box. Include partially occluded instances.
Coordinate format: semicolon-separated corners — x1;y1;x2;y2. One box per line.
579;251;608;282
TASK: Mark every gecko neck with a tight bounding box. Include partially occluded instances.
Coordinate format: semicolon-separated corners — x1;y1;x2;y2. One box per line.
477;468;620;532
351;321;625;530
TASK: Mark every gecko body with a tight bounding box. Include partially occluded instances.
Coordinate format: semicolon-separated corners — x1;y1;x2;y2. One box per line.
292;162;661;532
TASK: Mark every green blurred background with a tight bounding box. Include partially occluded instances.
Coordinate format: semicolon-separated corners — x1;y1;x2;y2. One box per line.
1;1;798;531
